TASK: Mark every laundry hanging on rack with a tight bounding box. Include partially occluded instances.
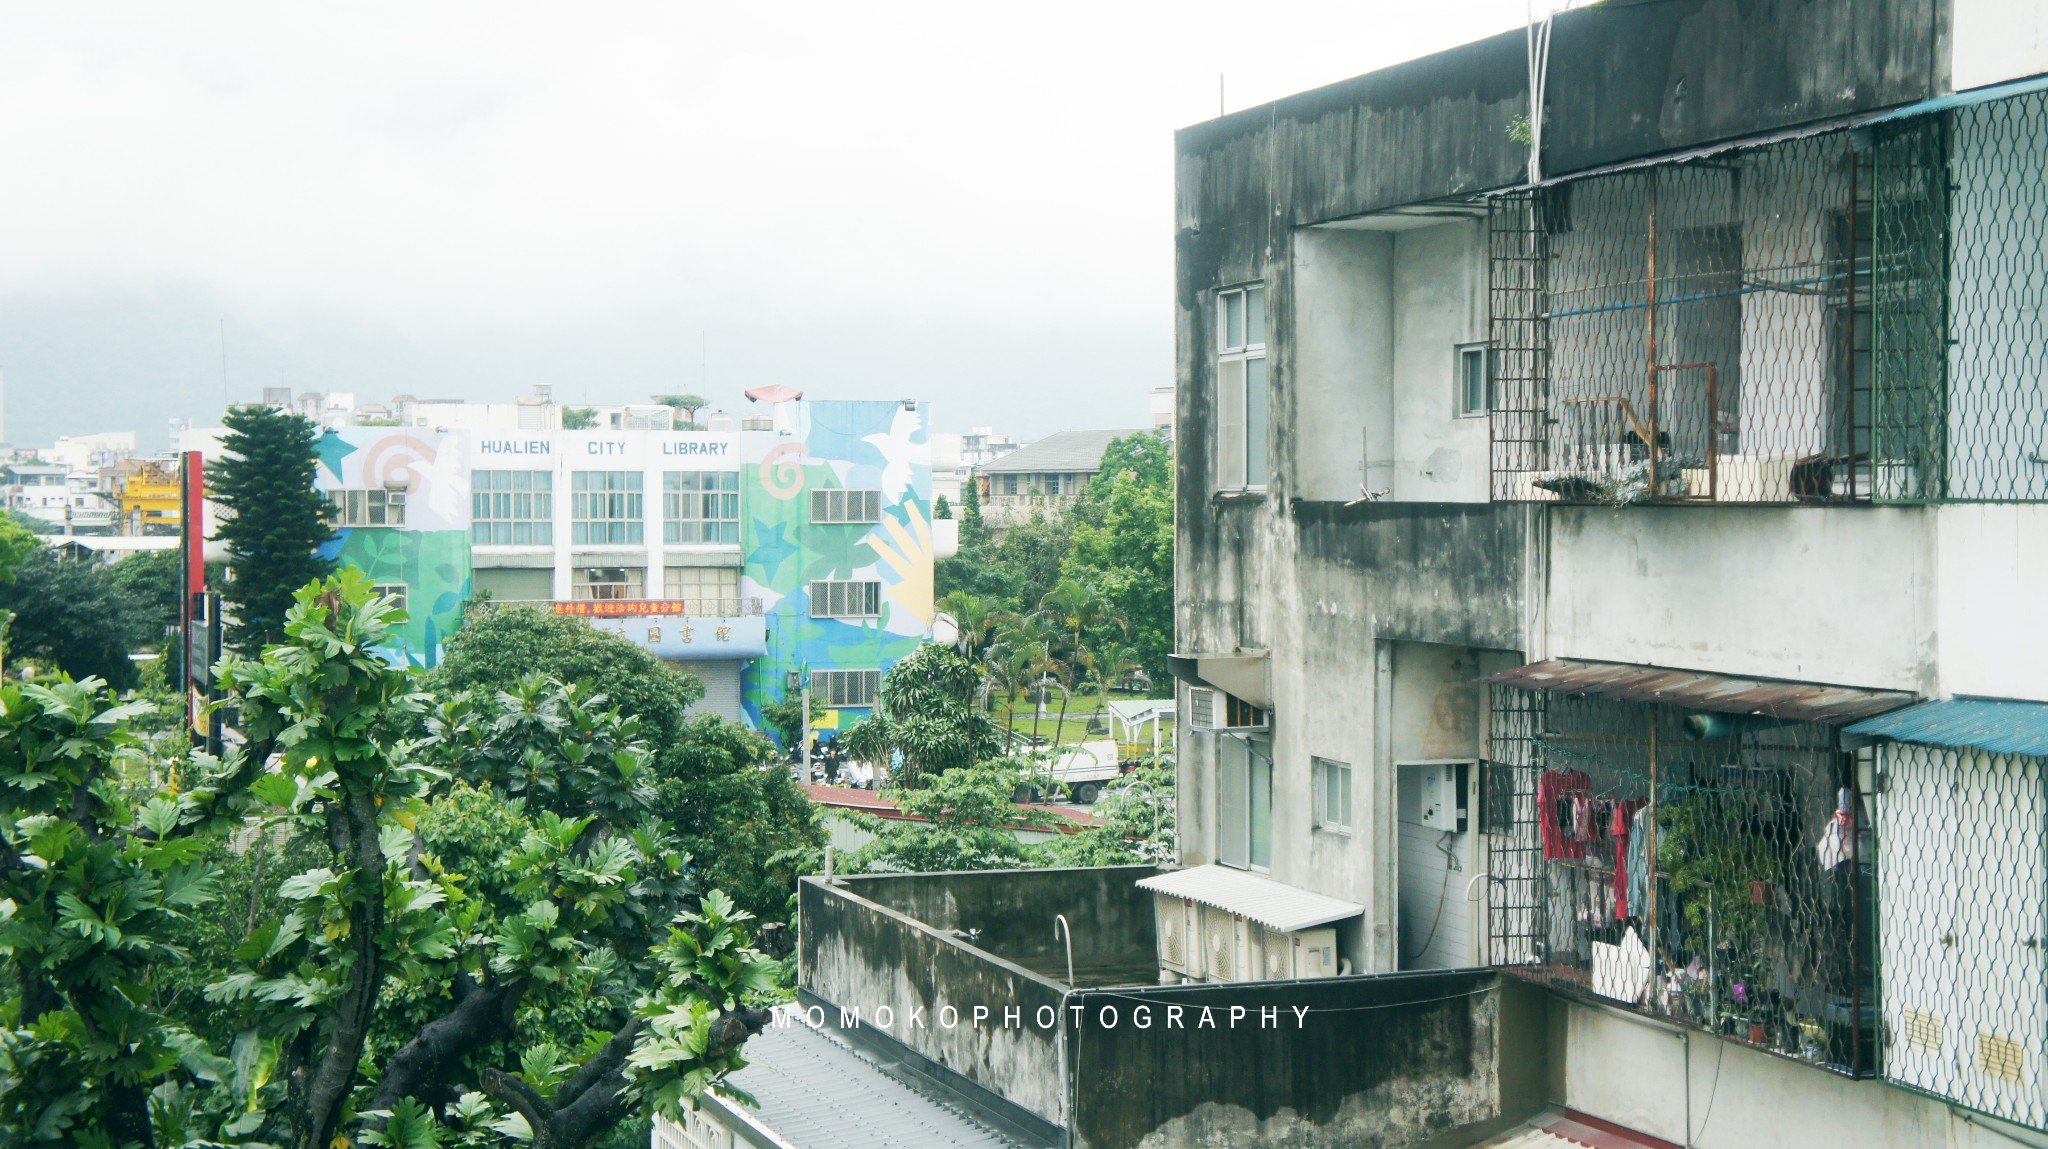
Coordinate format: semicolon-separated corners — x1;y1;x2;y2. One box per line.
1610;798;1648;919
1538;769;1593;859
1816;786;1855;871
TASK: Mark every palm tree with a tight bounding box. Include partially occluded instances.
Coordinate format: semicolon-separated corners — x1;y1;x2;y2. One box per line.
937;590;998;664
995;612;1064;744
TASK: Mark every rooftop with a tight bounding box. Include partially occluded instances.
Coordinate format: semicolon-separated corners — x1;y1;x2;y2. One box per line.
702;1018;1035;1149
976;429;1144;475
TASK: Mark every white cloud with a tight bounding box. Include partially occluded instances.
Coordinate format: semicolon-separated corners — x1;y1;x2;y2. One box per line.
0;1;1538;338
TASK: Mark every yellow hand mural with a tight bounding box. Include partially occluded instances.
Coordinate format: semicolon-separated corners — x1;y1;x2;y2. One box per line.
871;500;935;627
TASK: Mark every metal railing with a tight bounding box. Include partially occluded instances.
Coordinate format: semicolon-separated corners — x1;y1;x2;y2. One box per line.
1490;85;2048;506
1486;686;1875;1076
1873;739;2048;1129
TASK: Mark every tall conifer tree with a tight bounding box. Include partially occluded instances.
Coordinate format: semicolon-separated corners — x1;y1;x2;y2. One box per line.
210;405;334;652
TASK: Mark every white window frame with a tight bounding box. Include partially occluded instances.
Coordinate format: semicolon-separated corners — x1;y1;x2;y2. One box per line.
571;471;644;546
1217;733;1274;872
372;582;409;613
809;579;882;619
327;488;406;527
472;470;553;546
1455;342;1492;419
1313;757;1353;834
809;488;883;525
811;668;881;708
1215;284;1268;491
572;566;644;601
664;471;740;544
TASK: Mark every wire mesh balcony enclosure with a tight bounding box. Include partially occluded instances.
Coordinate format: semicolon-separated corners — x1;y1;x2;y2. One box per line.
1871;738;2048;1129
1490;86;2048;504
1485;684;1879;1075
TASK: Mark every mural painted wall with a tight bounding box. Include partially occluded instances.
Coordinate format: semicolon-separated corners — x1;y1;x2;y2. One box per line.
740;401;935;726
312;430;473;667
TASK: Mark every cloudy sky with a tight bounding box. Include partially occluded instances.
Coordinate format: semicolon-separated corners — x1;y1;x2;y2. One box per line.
0;2;1548;449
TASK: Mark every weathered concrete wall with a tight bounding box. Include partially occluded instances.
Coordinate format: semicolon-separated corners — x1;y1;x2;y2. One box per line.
1545;505;1939;692
1552;997;2039;1149
799;877;1069;1124
1937;503;2048;703
1065;971;1548;1149
831;866;1161;984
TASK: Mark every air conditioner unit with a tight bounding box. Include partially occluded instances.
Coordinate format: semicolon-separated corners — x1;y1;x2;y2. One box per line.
1185;686;1269;733
1156;895;1188;975
1287;928;1340;979
1203;906;1242;983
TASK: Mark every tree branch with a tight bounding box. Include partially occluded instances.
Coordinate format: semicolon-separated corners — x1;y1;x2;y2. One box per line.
367;973;525;1120
295;790;385;1149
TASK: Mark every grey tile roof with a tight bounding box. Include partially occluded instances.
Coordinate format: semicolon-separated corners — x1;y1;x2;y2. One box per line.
975;429;1146;475
716;1020;1030;1149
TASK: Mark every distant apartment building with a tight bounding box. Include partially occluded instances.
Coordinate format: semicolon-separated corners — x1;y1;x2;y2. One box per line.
1149;385;1175;439
974;428;1145;527
306;400;953;729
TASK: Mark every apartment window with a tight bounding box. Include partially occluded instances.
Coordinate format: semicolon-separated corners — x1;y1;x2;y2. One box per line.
663;566;740;603
810;488;882;524
999;474;1020;496
571;472;643;545
1456;343;1493;418
1314;757;1353;834
472;470;553;545
327;488;405;526
809;580;881;618
1218;735;1274;870
811;669;881;708
1215;284;1268;490
664;471;740;544
573;566;644;600
372;583;409;613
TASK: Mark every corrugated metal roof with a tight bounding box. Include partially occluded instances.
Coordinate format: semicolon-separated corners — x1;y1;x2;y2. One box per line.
976;429;1145;474
1872;73;2048;123
1136;864;1364;933
1484;659;1915;725
717;1019;1029;1149
1844;698;2048;758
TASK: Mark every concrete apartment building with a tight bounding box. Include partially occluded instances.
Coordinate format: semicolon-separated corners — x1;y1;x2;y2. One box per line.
303;399;952;729
767;4;2048;1149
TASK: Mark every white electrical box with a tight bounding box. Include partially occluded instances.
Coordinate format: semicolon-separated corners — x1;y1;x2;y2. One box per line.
1398;760;1471;833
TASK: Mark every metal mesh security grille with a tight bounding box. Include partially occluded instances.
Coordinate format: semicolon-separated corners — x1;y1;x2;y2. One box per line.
1874;741;2048;1128
1485;685;1876;1076
1491;87;2048;505
1875;90;2048;502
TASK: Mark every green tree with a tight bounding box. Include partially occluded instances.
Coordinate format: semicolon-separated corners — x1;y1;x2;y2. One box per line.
435;605;704;743
111;547;184;648
1034;762;1177;867
839;761;1064;874
840;644;1005;785
210;405;335;653
932;493;952;519
653;393;710;429
562;407;600;429
0;546;146;687
1062;431;1174;686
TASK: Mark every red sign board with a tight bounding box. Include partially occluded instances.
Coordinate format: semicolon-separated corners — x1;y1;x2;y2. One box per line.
553;600;693;618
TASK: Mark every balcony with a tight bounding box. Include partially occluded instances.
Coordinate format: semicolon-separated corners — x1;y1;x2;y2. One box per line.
799;867;1543;1149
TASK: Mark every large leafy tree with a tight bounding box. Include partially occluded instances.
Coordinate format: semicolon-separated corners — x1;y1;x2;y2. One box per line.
1062;431;1174;684
110;547;185;648
0;573;782;1148
840;644;1006;786
210;405;335;653
0;545;148;687
432;604;818;924
839;761;1063;874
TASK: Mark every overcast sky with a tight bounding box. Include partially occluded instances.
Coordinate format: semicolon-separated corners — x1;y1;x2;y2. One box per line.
0;2;1548;449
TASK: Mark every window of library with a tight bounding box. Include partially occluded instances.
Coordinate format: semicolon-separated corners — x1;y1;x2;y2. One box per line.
663;566;740;607
810;488;883;524
811;669;881;708
809;580;882;619
327;488;406;527
472;470;553;545
1215;284;1269;490
372;583;409;613
571;471;643;545
572;567;644;601
664;472;740;544
1314;757;1353;834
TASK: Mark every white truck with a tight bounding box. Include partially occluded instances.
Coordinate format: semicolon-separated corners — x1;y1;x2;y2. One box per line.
1011;739;1124;805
